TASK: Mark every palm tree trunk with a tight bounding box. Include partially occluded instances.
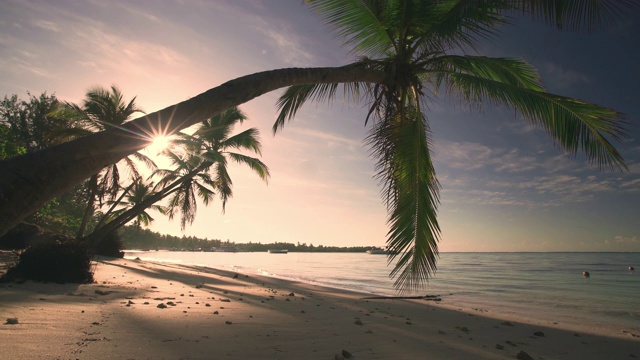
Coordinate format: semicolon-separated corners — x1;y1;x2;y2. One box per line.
85;163;208;248
0;64;387;237
76;174;98;239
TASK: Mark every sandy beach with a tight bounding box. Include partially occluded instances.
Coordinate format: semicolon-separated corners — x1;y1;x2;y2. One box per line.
1;256;638;359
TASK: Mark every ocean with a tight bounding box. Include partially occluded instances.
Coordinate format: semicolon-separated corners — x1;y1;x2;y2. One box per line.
124;251;640;335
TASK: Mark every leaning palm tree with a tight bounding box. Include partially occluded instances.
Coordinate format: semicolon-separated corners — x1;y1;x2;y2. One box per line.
0;1;631;289
85;107;268;245
99;178;167;229
271;0;629;289
50;85;156;238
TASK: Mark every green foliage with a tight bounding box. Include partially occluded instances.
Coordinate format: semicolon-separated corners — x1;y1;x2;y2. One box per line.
25;184;89;237
278;0;631;290
0;92;62;154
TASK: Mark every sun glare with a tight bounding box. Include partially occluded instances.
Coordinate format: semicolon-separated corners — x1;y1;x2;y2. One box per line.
147;135;170;155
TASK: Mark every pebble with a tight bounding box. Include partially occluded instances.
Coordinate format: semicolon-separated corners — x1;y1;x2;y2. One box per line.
157;303;167;309
516;351;535;360
533;331;545;337
5;318;18;325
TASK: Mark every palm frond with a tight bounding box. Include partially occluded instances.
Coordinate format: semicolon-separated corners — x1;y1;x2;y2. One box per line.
437;67;628;170
306;0;395;56
274;82;361;133
366;110;440;291
223;128;263;154
511;0;634;32
226;153;271;182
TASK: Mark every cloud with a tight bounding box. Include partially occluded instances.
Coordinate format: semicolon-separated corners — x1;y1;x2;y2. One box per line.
543;62;590;89
434;140;541;173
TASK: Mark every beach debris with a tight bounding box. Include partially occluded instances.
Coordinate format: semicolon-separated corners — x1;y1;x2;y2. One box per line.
455;326;470;334
630;266;635;271
516;351;535;360
501;321;514;327
582;271;590;277
354;319;363;326
143;302;149;305
341;349;352;358
285;298;291;302
134;257;141;260
225;320;232;325
127;300;134;305
151;286;158;289
533;331;545;337
406;321;412;325
505;340;517;347
288;292;295;297
220;298;231;302
495;344;504;350
157;303;167;309
334;354;344;360
205;303;211;307
213;311;219;315
166;301;176;306
5;318;18;325
94;289;112;296
233;273;238;279
195;284;204;289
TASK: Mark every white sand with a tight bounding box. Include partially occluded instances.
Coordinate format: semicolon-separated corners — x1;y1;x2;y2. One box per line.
1;257;638;359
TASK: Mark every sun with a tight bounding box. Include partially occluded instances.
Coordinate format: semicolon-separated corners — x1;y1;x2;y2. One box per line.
146;135;171;156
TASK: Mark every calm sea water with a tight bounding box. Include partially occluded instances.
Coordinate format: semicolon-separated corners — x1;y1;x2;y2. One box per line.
124;251;640;334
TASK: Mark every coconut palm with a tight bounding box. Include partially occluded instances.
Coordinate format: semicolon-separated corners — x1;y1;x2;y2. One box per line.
85;107;268;245
269;0;630;289
101;178;167;228
0;1;631;288
50;85;156;238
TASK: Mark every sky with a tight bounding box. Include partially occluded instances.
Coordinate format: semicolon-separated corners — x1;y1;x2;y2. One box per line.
0;0;638;252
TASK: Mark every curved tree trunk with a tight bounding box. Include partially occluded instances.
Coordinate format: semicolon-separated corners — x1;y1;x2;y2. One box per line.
0;65;388;237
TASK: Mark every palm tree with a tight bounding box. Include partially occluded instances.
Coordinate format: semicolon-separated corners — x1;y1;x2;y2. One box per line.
99;178;167;229
50;85;156;238
271;0;630;289
0;1;631;287
85;107;268;246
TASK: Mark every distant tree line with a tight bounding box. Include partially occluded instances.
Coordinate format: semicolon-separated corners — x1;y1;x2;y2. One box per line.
119;225;375;253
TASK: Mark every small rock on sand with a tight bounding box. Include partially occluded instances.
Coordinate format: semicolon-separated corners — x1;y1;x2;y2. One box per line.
533;331;545;337
157;303;167;309
516;351;535;360
5;318;18;325
341;349;352;358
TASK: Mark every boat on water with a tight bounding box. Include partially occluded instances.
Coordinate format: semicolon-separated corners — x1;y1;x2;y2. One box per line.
366;248;387;255
267;249;288;254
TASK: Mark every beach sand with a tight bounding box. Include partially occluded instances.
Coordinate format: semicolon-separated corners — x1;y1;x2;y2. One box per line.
1;256;638;359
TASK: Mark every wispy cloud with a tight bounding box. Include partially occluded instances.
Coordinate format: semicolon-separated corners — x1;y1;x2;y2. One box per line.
542;62;590;90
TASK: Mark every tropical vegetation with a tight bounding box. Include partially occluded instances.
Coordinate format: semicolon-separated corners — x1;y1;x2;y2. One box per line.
85;107;269;247
0;1;632;289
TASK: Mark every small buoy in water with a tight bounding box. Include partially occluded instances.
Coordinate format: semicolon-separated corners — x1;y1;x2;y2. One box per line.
629;266;635;271
582;271;590;277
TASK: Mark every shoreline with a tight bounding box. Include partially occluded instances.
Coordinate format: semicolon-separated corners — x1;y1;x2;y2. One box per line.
1;257;638;359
